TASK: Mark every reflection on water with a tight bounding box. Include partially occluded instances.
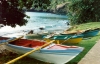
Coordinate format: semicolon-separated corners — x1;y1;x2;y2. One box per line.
0;12;69;36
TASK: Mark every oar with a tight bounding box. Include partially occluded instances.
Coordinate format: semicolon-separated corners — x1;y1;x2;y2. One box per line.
5;40;55;64
0;36;24;46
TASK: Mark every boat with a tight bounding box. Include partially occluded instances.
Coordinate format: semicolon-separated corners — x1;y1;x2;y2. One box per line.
0;37;84;64
43;34;83;44
81;28;100;38
0;36;23;45
62;28;100;38
25;33;47;40
25;31;50;40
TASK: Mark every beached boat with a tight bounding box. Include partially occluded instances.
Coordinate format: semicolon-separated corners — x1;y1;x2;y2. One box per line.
24;31;50;40
0;37;84;64
44;34;83;44
62;28;100;38
81;28;100;38
25;33;48;40
0;36;23;45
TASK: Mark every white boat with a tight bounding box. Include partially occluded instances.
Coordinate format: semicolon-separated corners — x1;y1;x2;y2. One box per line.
0;37;84;64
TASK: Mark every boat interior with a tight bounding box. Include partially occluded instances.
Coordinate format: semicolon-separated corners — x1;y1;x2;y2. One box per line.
0;37;45;48
10;39;46;48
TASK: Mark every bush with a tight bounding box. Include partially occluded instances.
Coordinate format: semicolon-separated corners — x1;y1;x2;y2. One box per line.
67;0;100;25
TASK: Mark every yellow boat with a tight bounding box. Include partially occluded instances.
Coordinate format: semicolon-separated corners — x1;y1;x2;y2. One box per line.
44;34;83;44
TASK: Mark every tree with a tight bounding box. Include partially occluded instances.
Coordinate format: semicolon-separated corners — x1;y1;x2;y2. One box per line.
32;0;50;11
67;0;100;25
0;0;50;27
49;0;68;13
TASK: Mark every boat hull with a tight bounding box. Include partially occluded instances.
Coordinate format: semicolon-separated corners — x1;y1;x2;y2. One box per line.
25;34;47;40
81;30;99;38
44;38;82;44
44;34;83;44
62;28;100;38
5;44;83;64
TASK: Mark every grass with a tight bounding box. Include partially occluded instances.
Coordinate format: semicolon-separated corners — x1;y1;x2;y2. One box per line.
0;22;100;64
70;22;100;31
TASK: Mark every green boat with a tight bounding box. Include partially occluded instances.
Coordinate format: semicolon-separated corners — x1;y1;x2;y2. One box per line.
44;34;83;44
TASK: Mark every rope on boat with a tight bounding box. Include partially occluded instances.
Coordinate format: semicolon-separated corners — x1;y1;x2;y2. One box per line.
5;40;55;64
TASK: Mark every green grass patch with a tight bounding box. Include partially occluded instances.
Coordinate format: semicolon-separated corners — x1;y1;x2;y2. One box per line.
71;22;100;31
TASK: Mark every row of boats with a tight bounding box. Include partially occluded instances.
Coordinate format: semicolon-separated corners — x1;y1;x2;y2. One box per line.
0;28;100;64
26;28;100;44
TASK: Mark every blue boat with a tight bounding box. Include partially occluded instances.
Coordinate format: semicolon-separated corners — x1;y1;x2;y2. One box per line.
81;29;100;38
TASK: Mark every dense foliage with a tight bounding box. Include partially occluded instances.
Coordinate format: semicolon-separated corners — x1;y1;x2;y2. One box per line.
49;0;68;13
0;0;50;27
67;0;100;25
0;0;31;27
31;0;50;11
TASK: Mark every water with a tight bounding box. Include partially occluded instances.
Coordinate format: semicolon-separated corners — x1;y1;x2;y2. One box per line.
0;12;69;36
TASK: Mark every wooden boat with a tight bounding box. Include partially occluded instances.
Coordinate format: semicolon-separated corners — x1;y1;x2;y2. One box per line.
81;28;100;38
62;30;85;35
44;34;83;44
0;37;84;64
25;34;45;40
25;32;49;40
0;36;23;45
62;28;100;38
